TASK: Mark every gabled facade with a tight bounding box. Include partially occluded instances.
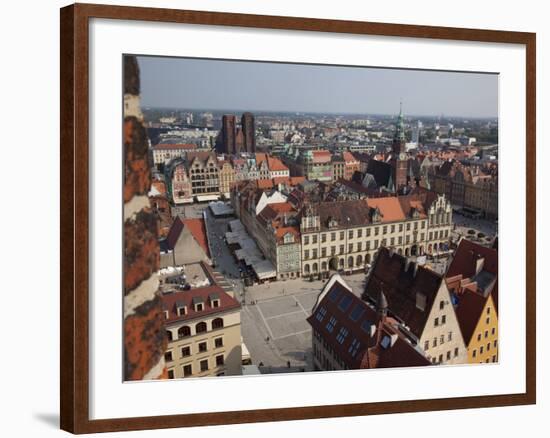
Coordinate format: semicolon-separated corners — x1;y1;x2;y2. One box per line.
363;247;467;365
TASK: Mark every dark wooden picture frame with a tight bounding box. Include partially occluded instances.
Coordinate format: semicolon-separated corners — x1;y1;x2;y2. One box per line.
60;2;536;433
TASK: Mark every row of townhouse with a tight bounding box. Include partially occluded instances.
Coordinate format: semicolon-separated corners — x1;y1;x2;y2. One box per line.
233;181;453;280
166;152;290;204
298;190;453;278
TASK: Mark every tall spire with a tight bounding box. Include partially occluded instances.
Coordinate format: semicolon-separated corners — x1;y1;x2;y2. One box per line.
395;101;405;142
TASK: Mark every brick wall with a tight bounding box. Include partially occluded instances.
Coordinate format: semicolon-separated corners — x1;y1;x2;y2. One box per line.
123;56;168;380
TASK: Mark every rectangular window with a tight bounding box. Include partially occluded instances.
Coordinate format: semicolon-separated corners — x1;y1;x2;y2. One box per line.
167;369;174;379
304;250;309;260
181;346;191;357
348;243;353;253
312;235;317;244
448;331;452;341
304;236;309;245
390;237;394;246
348;230;353;239
214;337;223;348
331;233;336;241
357;229;363;238
326;316;337;333
336;326;349;344
399;224;403;232
442;315;446;324
433;337;437;348
383;225;387;234
215;355;224;366
322;234;327;243
446;350;451;360
339;245;344;255
454;347;459;357
473;349;477;358
321;248;326;257
316;306;327;322
440;334;445;344
434;317;439;327
375;227;379;236
198;341;207;353
440;300;445;310
398;236;402;244
366;228;371;237
340;231;345;240
164;351;173;362
312;249;318;259
357;242;362;251
391;225;395;233
200;359;208;372
424;340;429;351
407;223;411;231
183;364;192;377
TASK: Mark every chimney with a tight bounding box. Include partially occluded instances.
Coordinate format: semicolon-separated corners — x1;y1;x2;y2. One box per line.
475;255;485;275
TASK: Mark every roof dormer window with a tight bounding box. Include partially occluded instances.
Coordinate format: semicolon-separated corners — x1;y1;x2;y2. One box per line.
192;296;205;312
209;293;220;308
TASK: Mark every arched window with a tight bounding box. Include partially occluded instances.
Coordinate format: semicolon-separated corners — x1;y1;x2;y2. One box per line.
356;255;363;266
304;264;310;274
312;263;318;272
195;322;207;334
339;258;344;268
348;256;354;268
166;330;173;342
321;261;327;271
212;318;224;330
405;248;410;257
178;326;191;339
366;253;371;264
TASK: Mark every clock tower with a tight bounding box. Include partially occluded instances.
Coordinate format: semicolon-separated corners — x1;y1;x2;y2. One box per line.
392;102;408;192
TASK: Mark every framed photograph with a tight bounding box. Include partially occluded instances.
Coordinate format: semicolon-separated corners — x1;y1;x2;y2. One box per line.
60;2;536;433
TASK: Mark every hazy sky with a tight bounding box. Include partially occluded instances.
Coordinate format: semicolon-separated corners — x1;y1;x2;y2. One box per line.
136;56;498;118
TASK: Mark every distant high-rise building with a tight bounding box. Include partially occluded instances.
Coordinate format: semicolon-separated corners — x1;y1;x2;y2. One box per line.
412;120;423;144
221;114;236;154
241;112;256;153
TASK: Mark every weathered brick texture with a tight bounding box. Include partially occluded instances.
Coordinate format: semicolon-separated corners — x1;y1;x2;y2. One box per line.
123;55;167;381
124;209;159;294
124;117;151;203
124;295;166;380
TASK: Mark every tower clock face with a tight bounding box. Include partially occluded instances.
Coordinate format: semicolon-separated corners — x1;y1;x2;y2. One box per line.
399;152;407;161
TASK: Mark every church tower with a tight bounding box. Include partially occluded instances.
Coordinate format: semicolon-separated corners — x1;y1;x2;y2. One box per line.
393;102;408;192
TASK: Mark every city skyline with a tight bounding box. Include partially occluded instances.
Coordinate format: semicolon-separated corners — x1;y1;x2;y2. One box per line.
137;55;499;118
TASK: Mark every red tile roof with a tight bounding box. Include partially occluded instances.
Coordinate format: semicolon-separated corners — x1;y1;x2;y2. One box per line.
267;156;288;171
161;285;240;324
312;150;332;163
446;238;498;311
165;217;210;257
363;247;443;338
450;288;490;345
